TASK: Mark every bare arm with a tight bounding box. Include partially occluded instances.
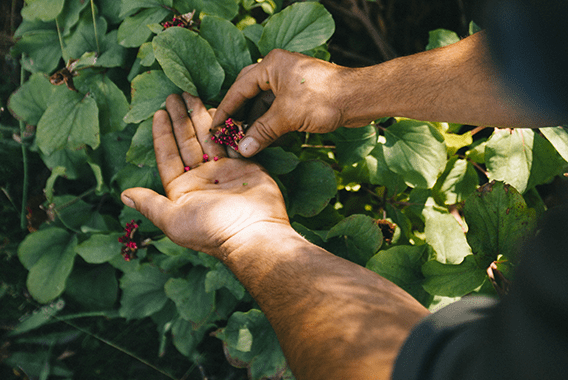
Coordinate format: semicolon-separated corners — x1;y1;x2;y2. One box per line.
122;93;429;380
213;31;558;157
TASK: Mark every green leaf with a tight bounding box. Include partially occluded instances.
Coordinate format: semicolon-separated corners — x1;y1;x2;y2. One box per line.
423;206;472;264
74;71;129;134
214;309;289;380
257;2;335;56
44;166;67;202
75;233;123;264
255;147;300;175
202;0;239;19
332;125;377;166
540;126;568;162
425;29;460;50
432;157;478;205
8;72;54;125
112;164;163;194
18;228;77;303
56;0;89;36
95;30;128;68
99;0;123;24
164;267;215;326
119;263;171;319
463;180;537;268
326;214;383;266
21;0;65;22
137;42;156;66
153;27;224;100
205;262;246;300
200;16;253;86
62;14;107;62
486;128;566;193
118;7;170;48
9;300;65;336
383;119;447;189
366;245;433;306
36;89;100;155
12;30;61;73
422;255;486;297
365;144;407;197
126;117;156;167
41;148;89;180
283;160;337;217
124;70;182;124
65;265;118;310
151;236;191;256
119;0;174;18
171;317;210;357
51;195;110;232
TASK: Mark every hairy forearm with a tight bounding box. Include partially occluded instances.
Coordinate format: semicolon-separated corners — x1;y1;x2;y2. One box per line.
223;223;429;380
341;31;557;128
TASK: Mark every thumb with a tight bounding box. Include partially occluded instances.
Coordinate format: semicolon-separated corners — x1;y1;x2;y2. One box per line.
238;112;286;157
121;188;173;231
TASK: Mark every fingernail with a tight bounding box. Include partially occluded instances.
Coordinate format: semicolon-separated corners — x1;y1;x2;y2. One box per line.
122;194;136;209
239;137;259;156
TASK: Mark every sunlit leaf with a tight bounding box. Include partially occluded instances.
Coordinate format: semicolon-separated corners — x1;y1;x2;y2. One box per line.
423;205;472;264
422;255;486;297
426;28;460;50
432;157;478;205
326;214;383;266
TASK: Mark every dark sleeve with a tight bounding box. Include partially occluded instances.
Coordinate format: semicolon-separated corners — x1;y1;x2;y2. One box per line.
392;204;568;380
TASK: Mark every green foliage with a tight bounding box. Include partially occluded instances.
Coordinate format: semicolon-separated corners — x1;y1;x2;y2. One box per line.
6;5;568;379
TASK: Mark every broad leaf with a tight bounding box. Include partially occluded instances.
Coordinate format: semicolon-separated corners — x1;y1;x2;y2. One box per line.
171;317;210;357
326;214;383;266
463;180;537;268
75;233;123;264
153;27;224;100
200;16;253;86
257;2;335;56
202;0;239;20
119;263;171;319
366;245;433;306
8;72;54;125
12;30;61;73
432;157;478;205
365;144;407;197
57;0;89;36
18;228;77;303
112;164;163;194
124;70;182;124
541;126;568;162
62;14;107;62
36;89;100;155
422;255;486;297
117;7;170;48
332;125;377;166
21;0;65;21
119;0;174;18
383;119;447;189
41;148;90;180
423;206;472;264
255;147;300;175
283;160;337;217
205;263;246;300
151;236;191;256
164;267;215;326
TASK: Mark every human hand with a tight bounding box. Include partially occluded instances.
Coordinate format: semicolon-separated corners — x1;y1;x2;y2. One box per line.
120;93;289;261
211;49;355;157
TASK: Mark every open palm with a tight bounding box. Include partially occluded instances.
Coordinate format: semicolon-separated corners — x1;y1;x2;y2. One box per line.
121;93;289;260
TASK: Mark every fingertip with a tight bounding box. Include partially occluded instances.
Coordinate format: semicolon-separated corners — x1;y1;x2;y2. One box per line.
238;136;260;157
121;192;136;209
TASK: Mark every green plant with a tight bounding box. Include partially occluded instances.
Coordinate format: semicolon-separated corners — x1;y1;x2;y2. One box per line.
3;1;568;379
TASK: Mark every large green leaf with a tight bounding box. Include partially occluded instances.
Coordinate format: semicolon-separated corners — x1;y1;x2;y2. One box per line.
75;233;123;264
119;0;174;18
119;263;171;319
171;317;210;357
200;15;253;86
214;309;290;380
432;157;478;205
12;30;61;73
541;126;568;162
255;147;300;175
366;244;432;306
18;228;77;303
486;128;566;193
463;180;537;268
126;119;156;167
164;267;215;327
332;125;377;166
202;0;239;19
41;148;90;180
56;0;89;36
21;0;65;21
117;7;170;48
112;164;163;194
62;14;107;62
423;206;472;264
74;71;129;134
365;144;407;197
153;27;224;100
8;72;54;126
326;214;383;266
283;160;337;217
257;2;335;56
36;89;100;155
422;255;486;297
383;119;447;189
205;262;246;300
124;70;182;124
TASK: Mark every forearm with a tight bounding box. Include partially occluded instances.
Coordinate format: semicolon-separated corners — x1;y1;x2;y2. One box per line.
223;223;429;380
341;31;557;128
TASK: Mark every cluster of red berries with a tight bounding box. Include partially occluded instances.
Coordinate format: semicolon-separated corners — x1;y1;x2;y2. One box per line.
118;219;142;261
211;118;245;151
161;12;198;30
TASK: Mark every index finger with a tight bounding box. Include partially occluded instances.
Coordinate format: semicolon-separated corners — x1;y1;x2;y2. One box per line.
211;62;271;128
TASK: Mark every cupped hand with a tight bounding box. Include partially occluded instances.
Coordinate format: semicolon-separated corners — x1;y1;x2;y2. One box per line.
121;93;289;261
211;49;352;157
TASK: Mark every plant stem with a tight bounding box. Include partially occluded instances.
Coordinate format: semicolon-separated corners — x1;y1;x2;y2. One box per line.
90;0;101;55
55;19;66;61
19;60;28;231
